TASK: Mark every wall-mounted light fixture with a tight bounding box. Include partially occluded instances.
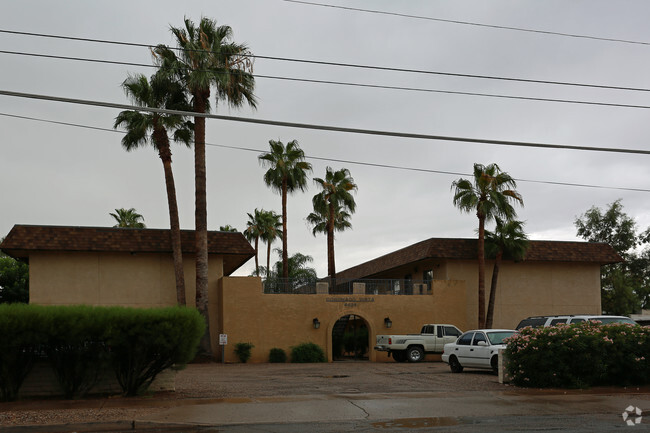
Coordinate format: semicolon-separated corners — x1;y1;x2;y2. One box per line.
313;318;321;329
384;317;392;328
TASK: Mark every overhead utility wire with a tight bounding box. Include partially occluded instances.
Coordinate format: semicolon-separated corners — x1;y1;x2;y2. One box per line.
2;89;650;157
2;111;648;194
283;0;650;47
2;30;649;93
2;50;650;110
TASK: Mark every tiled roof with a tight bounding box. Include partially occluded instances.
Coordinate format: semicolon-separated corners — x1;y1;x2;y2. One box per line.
0;225;255;276
336;237;623;280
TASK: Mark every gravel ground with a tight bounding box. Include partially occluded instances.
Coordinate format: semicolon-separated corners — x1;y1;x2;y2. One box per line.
0;362;507;427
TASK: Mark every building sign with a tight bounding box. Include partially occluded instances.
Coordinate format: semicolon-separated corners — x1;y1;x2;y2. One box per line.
326;297;375;308
219;334;228;345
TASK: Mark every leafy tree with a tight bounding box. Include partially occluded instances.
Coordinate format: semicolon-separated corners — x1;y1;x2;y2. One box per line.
309;167;357;278
452;163;523;328
110;208;146;228
575;199;649;313
0;242;28;304
154;17;257;355
484;218;529;328
259;139;312;279
114;72;193;306
260;249;318;291
219;225;238;232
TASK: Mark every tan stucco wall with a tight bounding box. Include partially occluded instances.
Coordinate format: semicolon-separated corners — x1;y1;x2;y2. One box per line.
442;260;601;329
216;277;467;363
28;251;225;310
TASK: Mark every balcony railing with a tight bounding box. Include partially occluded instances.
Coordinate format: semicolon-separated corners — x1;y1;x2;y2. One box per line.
262;278;432;295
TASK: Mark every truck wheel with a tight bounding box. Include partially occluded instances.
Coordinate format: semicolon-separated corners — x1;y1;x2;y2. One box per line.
449;356;463;373
393;351;407;362
406;346;424;363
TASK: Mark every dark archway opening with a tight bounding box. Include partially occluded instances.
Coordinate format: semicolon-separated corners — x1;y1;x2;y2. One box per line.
332;314;369;361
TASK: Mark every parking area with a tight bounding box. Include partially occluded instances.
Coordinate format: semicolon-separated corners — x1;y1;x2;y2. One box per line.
173;360;507;399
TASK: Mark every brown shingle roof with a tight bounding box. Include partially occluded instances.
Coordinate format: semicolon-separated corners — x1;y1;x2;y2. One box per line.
0;225;255;276
336;237;623;280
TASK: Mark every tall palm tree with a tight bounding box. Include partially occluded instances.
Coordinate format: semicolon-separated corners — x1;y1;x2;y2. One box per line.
110;208;146;228
311;167;357;279
484;218;529;328
259;139;312;279
154;17;257;354
451;163;523;328
244;209;264;276
259;210;282;278
114;72;193;306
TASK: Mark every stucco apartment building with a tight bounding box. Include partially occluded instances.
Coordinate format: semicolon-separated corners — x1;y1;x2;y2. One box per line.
1;224;621;363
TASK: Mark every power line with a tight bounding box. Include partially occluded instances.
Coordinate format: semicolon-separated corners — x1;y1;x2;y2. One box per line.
283;0;650;47
2;29;650;94
2;110;648;194
3;50;650;111
2;88;650;156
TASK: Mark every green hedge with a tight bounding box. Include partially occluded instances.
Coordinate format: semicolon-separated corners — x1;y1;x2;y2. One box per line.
291;342;326;363
505;322;650;388
0;304;205;400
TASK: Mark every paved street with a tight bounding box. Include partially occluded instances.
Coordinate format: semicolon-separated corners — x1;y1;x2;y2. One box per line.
2;362;649;432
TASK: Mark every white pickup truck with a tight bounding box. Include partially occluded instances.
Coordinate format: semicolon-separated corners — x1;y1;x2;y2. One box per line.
374;324;463;362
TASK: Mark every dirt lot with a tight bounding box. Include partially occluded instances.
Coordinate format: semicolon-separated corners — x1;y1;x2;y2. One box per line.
0;361;507;427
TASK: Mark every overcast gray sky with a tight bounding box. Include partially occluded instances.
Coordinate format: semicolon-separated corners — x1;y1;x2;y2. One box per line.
2;0;650;277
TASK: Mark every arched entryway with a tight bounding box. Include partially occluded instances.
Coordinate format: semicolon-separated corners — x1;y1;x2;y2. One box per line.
332;314;369;361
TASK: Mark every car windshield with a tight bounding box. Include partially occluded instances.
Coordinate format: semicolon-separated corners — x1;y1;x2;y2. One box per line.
486;331;515;345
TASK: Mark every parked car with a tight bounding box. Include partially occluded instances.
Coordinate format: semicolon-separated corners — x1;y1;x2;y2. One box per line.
515;315;637;329
441;329;516;374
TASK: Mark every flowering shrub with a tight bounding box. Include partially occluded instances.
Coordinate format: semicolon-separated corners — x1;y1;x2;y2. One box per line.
504;322;650;388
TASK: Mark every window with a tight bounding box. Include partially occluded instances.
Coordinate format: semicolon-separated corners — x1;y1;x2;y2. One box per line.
569;318;585;324
437;327;443;338
422;325;434;334
472;332;487;346
457;332;473;346
549;318;567;326
444;326;461;337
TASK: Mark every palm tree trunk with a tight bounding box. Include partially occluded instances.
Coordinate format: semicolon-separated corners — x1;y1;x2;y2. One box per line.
194;92;211;356
485;251;502;329
266;241;272;278
477;215;486;329
254;236;259;276
281;178;289;280
158;143;186;305
327;202;336;279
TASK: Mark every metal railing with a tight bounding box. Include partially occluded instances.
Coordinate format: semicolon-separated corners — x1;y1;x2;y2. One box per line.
262;278;432;295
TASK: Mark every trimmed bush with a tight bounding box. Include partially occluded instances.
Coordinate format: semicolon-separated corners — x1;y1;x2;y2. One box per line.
505;322;650;388
0;305;204;400
269;348;287;363
0;304;47;401
291;342;326;363
43;306;111;399
234;342;254;363
107;306;205;396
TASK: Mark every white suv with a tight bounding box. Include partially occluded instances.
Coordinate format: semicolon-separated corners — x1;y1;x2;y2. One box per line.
516;315;637;330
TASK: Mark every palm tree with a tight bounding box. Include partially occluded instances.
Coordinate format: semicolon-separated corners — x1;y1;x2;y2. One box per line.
259;139;312;279
244;209;264;276
262;249;318;292
311;167;357;279
259;211;282;278
484;218;529;328
154;17;257;354
110;208;146;228
451;163;523;328
219;225;238;232
114;72;193;306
